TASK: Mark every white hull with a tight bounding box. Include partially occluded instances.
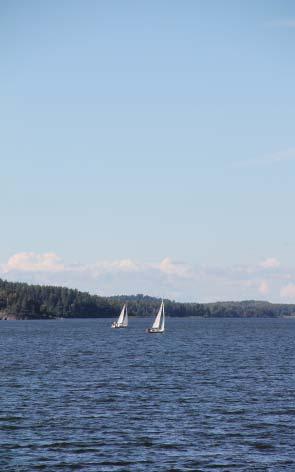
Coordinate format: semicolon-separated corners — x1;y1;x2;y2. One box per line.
147;328;164;334
112;323;127;329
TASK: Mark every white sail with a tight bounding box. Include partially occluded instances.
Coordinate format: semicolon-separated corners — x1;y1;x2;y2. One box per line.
122;305;128;327
117;304;126;325
159;302;165;331
152;301;164;330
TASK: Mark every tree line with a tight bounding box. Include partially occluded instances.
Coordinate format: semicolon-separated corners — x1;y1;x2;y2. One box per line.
1;279;295;319
0;279;113;319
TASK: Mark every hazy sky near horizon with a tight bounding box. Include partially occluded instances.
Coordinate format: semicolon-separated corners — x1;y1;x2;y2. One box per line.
1;0;295;302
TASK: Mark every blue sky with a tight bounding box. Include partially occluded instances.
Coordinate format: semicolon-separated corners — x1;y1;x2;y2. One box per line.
1;1;295;302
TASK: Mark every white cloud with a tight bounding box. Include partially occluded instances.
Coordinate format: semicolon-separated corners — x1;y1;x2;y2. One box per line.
258;281;269;296
260;257;280;269
156;257;192;278
0;253;192;299
91;259;140;275
2;253;190;278
2;253;295;303
88;256;191;278
2;252;64;273
280;284;295;299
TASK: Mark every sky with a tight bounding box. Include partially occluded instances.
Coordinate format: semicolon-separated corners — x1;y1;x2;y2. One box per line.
1;0;295;302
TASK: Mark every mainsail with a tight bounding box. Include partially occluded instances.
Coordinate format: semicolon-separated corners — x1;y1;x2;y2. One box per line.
150;300;165;332
117;305;126;325
112;304;128;328
122;305;128;327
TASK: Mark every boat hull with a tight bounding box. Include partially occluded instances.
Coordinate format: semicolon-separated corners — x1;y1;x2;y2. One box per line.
146;328;164;333
111;323;127;328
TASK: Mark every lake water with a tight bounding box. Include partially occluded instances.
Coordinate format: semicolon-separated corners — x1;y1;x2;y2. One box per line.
1;318;295;471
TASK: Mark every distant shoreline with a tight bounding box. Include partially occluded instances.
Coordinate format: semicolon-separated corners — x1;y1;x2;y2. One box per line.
1;278;295;320
2;314;295;321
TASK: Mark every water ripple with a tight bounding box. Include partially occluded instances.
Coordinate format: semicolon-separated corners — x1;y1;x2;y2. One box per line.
1;318;295;471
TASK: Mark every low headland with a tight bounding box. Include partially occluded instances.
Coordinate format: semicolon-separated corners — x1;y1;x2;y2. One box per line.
1;278;295;320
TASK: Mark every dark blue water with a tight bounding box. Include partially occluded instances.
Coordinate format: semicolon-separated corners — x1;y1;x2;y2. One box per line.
1;318;295;471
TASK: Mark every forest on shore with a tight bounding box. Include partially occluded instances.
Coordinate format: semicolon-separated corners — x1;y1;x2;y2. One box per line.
1;278;295;320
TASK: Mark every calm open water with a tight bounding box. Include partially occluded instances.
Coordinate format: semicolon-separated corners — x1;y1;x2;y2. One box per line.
1;317;295;471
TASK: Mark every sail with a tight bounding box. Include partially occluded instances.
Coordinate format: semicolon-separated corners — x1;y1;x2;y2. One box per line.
122;305;128;327
152;301;164;329
159;302;165;331
117;304;126;325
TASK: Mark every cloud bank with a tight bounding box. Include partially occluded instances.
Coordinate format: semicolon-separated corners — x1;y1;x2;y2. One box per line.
260;257;280;269
3;252;64;273
1;252;295;303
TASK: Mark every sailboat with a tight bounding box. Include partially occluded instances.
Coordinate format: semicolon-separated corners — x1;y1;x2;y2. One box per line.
147;300;165;333
111;304;128;328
